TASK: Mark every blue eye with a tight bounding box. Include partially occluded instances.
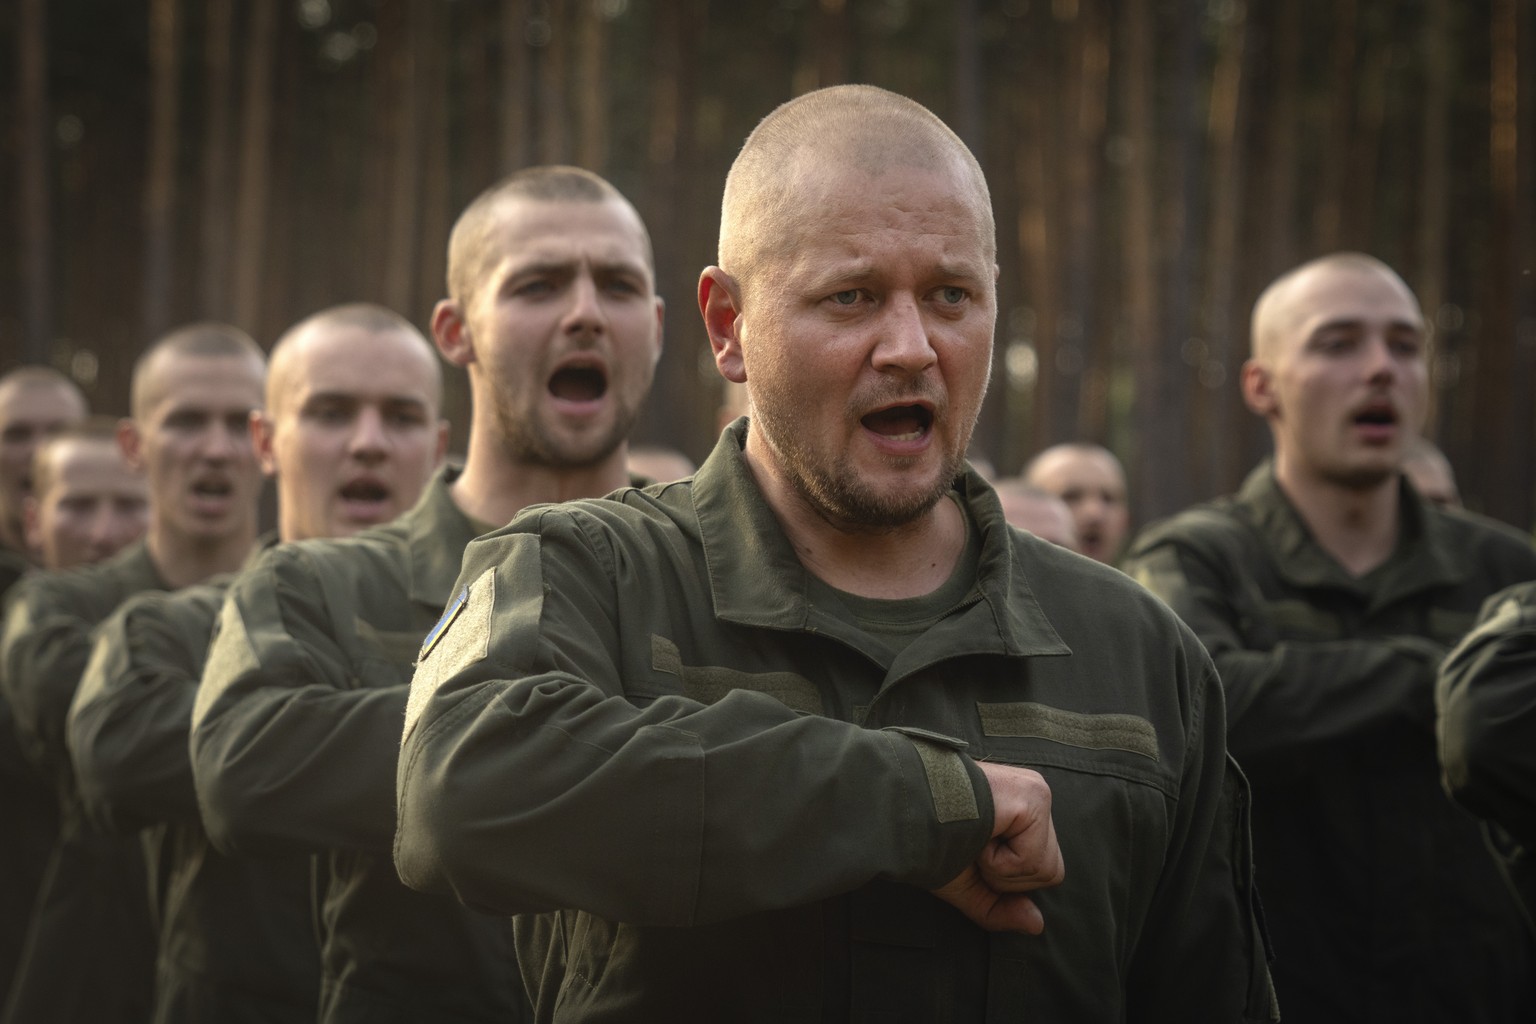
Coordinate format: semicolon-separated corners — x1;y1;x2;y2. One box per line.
939;286;966;304
831;290;861;305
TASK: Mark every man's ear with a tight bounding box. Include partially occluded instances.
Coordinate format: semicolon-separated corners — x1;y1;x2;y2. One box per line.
1240;359;1276;418
699;267;747;384
432;300;475;369
250;410;279;478
117;417;145;470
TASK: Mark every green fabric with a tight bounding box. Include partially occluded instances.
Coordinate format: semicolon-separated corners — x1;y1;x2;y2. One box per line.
69;577;319;1023
0;540;166;1024
397;419;1275;1022
1437;580;1536;925
190;467;527;1024
1125;461;1536;1023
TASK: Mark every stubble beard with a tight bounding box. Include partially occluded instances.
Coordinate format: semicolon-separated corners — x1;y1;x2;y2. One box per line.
751;391;967;533
491;385;637;470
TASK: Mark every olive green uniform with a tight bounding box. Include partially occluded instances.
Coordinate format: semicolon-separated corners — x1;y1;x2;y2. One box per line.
1124;463;1536;1023
190;469;527;1024
1437;580;1536;924
68;572;320;1024
0;540;164;1024
396;422;1275;1023
0;550;57;1011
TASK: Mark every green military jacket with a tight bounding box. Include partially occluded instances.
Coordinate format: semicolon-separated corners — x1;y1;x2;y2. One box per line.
397;421;1275;1023
0;540;165;1024
1125;463;1536;1023
1437;580;1536;924
0;550;56;1012
189;468;527;1024
68;566;320;1024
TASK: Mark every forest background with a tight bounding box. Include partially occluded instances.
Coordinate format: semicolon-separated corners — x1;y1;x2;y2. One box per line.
4;0;1534;533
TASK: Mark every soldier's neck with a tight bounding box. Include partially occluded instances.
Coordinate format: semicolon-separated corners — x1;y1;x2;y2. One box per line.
1273;462;1400;578
146;520;258;590
450;440;632;531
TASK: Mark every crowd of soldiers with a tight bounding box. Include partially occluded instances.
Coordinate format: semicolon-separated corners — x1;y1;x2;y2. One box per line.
1;84;1533;1023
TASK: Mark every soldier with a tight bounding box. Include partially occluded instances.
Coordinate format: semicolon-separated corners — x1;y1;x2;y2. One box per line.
1124;252;1536;1022
1401;435;1462;509
0;324;264;1024
1021;442;1130;564
189;167;663;1024
23;417;148;571
1437;581;1536;924
0;366;87;583
395;85;1273;1022
1;415;142;1007
68;304;446;1023
993;476;1079;550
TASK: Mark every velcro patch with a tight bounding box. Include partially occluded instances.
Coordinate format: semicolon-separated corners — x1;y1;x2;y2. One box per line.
978;701;1160;761
403;569;494;743
906;735;980;823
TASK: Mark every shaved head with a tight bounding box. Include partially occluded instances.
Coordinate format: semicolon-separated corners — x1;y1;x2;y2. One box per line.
718;84;995;295
0;365;87;414
267;303;442;420
131;322;266;421
446;165;654;307
1250;252;1422;366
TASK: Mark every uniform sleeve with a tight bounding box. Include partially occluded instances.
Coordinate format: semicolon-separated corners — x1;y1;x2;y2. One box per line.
395;513;993;928
1124;634;1279;1022
0;578;95;779
1437;582;1536;849
66;592;209;832
1126;537;1440;772
190;549;407;857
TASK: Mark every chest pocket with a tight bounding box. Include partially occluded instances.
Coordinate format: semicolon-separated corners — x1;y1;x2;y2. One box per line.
648;635;825;715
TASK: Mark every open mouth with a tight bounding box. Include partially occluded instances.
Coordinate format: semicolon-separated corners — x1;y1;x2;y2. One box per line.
192;478;232;499
861;404;933;443
339;479;391;504
1354;406;1397;427
549;365;608;403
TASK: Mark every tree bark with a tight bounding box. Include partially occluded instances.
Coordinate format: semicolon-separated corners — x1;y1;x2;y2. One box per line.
16;0;52;364
144;0;181;338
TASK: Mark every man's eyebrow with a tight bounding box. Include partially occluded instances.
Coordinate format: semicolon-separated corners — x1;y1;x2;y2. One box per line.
302;391;430;407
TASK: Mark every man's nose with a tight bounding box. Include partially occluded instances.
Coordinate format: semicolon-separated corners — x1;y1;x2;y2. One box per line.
871;294;937;375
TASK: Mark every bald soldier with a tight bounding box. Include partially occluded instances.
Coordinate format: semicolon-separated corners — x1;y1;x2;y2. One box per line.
1022;442;1129;564
1125;252;1536;1022
1401;435;1461;509
395;86;1272;1021
24;418;149;571
0;366;87;583
189;167;662;1024
993;477;1079;550
67;305;446;1024
0;417;144;1008
1;325;265;1024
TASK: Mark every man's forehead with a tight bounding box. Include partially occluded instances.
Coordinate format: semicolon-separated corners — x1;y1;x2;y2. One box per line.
0;385;79;424
489;198;648;261
1285;266;1423;335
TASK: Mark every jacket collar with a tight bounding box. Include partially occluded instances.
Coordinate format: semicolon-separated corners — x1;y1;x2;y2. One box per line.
1237;460;1467;603
692;419;1069;662
402;465;484;608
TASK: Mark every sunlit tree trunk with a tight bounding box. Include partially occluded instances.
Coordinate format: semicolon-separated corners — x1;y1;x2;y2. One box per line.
1123;0;1170;521
500;0;533;173
17;0;51;364
232;0;275;330
1202;0;1250;495
199;0;235;317
144;0;181;337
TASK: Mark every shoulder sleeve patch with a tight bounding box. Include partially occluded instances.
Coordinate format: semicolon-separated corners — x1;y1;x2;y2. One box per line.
403;569;495;743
